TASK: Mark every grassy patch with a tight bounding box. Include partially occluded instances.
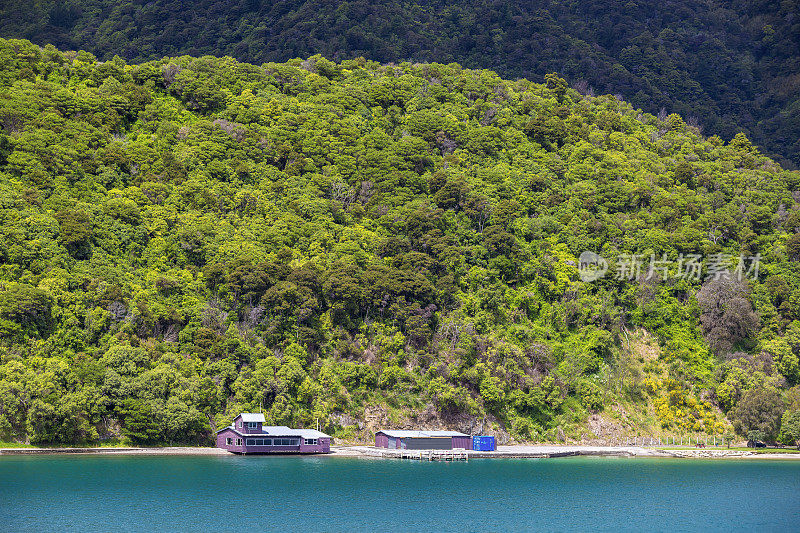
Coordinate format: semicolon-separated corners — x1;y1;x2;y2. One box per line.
0;441;35;448
726;447;800;454
658;446;800;454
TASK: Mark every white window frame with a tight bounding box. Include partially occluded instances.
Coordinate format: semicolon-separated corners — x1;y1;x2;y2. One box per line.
246;422;258;429
236;438;242;446
304;438;318;445
226;437;233;445
238;420;242;429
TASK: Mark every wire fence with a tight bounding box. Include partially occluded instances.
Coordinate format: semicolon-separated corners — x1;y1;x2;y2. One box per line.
607;436;731;447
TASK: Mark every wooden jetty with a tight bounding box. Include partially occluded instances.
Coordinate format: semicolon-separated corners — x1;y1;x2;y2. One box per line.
365;448;469;461
399;449;468;461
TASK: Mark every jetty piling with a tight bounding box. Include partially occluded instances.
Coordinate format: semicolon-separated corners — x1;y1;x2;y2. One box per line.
393;449;468;461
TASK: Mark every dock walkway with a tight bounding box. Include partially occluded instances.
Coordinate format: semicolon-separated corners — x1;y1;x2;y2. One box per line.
365;449;470;461
332;445;673;459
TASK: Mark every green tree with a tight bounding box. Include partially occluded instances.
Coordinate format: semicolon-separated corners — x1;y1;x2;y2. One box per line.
0;284;53;337
119;399;161;445
787;234;800;261
731;387;784;444
780;410;800;447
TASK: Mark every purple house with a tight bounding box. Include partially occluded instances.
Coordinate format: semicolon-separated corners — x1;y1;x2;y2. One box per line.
216;413;331;454
375;430;472;450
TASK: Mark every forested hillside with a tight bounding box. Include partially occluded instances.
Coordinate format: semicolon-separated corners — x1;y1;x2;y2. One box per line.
1;0;799;170
0;39;799;446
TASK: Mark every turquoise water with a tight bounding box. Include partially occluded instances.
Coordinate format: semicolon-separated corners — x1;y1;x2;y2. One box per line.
1;455;799;532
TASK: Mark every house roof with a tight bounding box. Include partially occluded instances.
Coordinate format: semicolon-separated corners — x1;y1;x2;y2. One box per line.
293;429;331;439
238;413;266;423
261;425;292;434
261;426;330;438
216;424;331;438
377;430;470;438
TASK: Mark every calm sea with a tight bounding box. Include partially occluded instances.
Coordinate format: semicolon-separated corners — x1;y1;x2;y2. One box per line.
0;455;798;532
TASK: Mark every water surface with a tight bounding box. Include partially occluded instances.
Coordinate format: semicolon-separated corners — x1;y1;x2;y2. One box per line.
1;455;798;532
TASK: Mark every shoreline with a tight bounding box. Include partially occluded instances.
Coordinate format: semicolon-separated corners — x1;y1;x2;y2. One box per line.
2;444;798;459
0;446;228;456
333;445;800;460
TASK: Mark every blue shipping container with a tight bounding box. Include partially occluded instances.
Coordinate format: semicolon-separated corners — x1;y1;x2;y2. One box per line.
472;436;496;451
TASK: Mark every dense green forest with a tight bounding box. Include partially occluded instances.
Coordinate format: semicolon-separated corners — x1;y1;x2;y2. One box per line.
1;0;799;171
0;38;799;447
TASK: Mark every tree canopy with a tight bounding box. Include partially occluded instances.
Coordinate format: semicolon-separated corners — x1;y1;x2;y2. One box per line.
0;39;799;445
1;0;799;170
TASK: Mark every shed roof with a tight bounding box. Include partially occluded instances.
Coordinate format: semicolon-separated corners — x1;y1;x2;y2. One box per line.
377;430;470;438
238;413;266;423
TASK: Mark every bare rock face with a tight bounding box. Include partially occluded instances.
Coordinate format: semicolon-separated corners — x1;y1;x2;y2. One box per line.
329;412;363;430
385;407;512;444
362;405;388;431
97;418;122;441
587;413;627;440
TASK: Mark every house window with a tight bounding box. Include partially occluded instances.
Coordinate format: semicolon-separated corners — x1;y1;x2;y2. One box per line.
226;437;232;445
238;420;242;428
304;438;318;445
246;422;258;429
246;439;255;445
236;438;242;446
263;439;272;446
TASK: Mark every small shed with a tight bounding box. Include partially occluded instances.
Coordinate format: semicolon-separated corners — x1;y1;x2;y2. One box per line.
374;430;471;450
472;435;496;451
